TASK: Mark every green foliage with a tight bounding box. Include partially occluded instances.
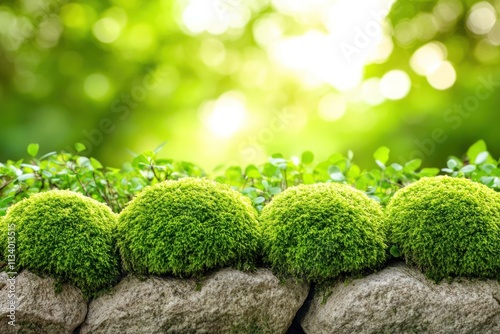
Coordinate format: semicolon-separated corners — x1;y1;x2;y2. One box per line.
3;141;500;217
216;146;440;210
0;142;203;215
441;140;500;191
261;183;386;282
385;176;500;281
2;140;500;220
117;178;261;276
3;190;120;297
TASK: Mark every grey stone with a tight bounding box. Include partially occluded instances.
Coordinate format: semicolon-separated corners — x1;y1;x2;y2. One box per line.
0;270;87;334
302;263;500;334
81;268;309;334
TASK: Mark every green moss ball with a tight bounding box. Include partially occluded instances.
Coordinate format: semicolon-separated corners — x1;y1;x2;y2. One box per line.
386;176;500;280
3;190;119;296
117;178;261;276
261;183;386;282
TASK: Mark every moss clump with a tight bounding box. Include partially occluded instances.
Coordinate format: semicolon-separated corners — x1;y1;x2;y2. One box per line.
386;176;500;280
117;178;261;276
3;190;119;296
261;183;386;282
0;215;6;262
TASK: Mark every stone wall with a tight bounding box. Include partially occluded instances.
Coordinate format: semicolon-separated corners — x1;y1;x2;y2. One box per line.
1;263;499;334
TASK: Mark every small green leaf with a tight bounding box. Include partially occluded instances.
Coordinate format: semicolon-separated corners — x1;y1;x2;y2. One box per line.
132;154;149;168
480;176;495;186
301;151;314;164
375;160;386;170
271;153;284;158
347;150;354;160
0;196;14;207
39;151;57;160
373;146;390;165
17;173;35;181
390;245;401;258
347;165;361;179
466;140;487;163
419;168;440;176
90;158;104;169
27;143;39;157
328;166;345;182
269;187;281;195
328;153;344;164
77;157;92;168
253;197;266;205
245;165;261;178
447;159;457;169
20;163;40;171
262;163;278;177
75;143;86;153
270;157;287;168
475;151;489;165
404;159;421;172
391;163;403;172
460;165;476;173
480;164;496;173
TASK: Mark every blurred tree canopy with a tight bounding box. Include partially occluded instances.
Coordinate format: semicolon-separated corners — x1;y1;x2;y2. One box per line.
0;0;499;169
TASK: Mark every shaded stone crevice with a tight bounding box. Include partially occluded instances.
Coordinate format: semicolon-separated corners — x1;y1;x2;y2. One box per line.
72;299;91;334
286;283;315;334
493;293;500;305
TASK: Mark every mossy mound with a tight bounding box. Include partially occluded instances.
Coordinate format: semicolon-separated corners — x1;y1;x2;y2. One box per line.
2;190;119;296
386;176;500;280
261;183;386;282
117;178;261;276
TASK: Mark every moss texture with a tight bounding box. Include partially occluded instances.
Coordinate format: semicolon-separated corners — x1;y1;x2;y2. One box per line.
261;183;386;282
117;178;261;276
2;190;119;296
386;176;500;280
0;215;6;261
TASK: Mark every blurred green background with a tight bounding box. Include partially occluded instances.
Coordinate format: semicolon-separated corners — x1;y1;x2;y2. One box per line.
0;0;499;170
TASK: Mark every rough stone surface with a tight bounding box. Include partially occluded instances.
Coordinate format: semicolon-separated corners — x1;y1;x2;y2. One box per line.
302;263;500;334
0;270;87;334
81;268;309;334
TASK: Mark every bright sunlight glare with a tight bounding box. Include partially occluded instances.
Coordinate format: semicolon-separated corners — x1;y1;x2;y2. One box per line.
203;91;247;138
180;0;396;92
410;42;447;76
380;70;411;100
268;0;396;91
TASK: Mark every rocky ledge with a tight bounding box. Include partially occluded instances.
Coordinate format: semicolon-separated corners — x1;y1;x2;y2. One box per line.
1;264;499;334
302;263;500;334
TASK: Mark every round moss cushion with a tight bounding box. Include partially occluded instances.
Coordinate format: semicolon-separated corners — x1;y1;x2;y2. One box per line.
0;215;6;261
386;176;500;280
117;178;261;276
3;190;119;296
261;182;386;282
